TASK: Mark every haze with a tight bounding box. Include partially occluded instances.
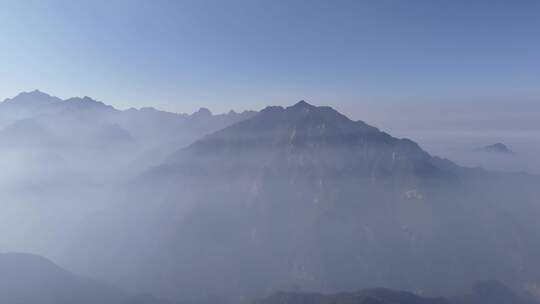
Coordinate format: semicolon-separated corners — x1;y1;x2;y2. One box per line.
0;1;540;304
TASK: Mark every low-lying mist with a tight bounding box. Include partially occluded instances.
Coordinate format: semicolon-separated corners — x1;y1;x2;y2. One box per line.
0;92;539;304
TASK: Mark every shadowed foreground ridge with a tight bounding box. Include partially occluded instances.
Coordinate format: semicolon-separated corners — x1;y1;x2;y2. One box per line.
255;289;449;304
0;252;175;304
256;281;538;304
0;251;536;304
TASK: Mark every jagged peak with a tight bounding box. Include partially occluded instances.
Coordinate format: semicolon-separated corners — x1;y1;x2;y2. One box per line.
288;100;316;110
25;89;47;95
256;102;365;130
4;90;61;104
294;100;311;106
260;105;284;114
63;96;115;111
18;89;50;97
192;107;212;117
64;96;97;102
3;91;118;112
259;101;316;115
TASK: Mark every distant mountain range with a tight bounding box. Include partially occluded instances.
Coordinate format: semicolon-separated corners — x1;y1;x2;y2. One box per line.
0;90;256;189
65;100;540;303
1;91;540;304
0;90;256;150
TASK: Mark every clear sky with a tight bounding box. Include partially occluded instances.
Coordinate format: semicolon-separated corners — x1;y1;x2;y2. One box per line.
1;0;539;114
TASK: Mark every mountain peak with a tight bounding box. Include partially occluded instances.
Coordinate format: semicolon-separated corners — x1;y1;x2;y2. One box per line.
171;99;455;182
259;101;342;122
289;100;316;110
192;107;212;117
4;90;61;105
63;96;115;111
22;89;48;96
17;89;51;98
479;143;513;154
294;100;310;106
28;89;46;95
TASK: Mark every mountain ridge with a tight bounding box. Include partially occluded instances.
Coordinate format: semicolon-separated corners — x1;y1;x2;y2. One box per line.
255;280;538;304
161;100;462;186
2;92;539;303
0;252;173;304
1;90;256;116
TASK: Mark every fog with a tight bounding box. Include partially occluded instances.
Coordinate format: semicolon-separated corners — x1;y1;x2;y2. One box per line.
0;92;540;304
352;98;540;174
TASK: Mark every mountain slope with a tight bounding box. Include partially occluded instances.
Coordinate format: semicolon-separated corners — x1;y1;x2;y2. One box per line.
0;91;258;287
255;281;537;304
0;252;175;304
451;280;538;304
0;90;256;150
165;100;461;183
0;90;257;172
479;143;514;154
255;289;449;304
69;101;540;303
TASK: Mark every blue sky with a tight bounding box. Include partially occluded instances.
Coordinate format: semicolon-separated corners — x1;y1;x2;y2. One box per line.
1;0;539;114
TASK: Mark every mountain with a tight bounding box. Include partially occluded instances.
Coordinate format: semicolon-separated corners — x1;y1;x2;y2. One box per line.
479;143;514;154
255;281;537;304
164;100;462;183
451;280;538;304
0;90;256;148
0;90;257;169
66;101;540;303
0;118;58;147
1;253;535;304
0;91;257;281
1;94;535;303
0;252;175;304
0;90;131;156
255;289;449;304
0;90;63;117
1;90;114;112
116;103;257;165
0;90;114;126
